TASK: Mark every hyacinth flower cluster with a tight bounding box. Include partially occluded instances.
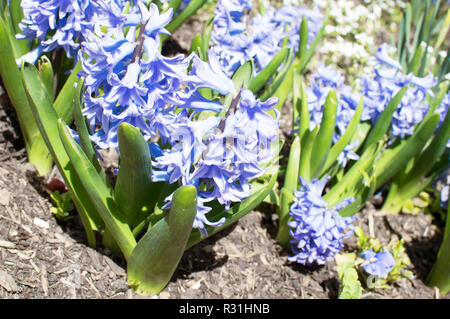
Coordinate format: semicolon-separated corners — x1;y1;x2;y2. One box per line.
78;2;279;236
211;0;323;76
153;90;279;235
287;177;356;265
361;43;439;140
16;0;144;65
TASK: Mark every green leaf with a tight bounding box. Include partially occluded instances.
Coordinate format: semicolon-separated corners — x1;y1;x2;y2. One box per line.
324;142;381;206
296;75;310;141
283;136;301;195
336;253;362;299
297;18;308;62
114;122;155;228
8;0;23;35
298;126;319;182
58;120;137;258
21;62;102;246
0;17;52;176
53;61;82;124
383;109;450;213
168;0;184;14
219;59;254;117
310;90;337;178
299;12;329;73
201;16;214;60
72;78;105;177
249;47;288;94
426;199;450;295
374;113;440;189
127;185;197;295
273;63;294;110
276;187;296;249
38;56;55;101
189;33;202;54
164;0;207;35
259;48;294;101
231;58;254;91
276;136;300;248
321;96;364;175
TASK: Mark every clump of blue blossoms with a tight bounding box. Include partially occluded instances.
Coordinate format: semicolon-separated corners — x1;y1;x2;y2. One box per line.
76;2;279;236
154;90;279;235
288;177;357;265
16;0;143;65
359;249;396;278
211;0;323;76
361;43;438;139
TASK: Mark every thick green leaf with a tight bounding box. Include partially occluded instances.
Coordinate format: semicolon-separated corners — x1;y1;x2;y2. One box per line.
298;126;319;181
297;18;308;62
273;63;294;110
324;142;381;206
58;120;137;258
249;47;288;94
53;61;82;124
127;186;197;295
201;16;214;60
383;109;450;213
310;90;337;178
374;113;440;189
296;76;310;141
8;0;23;35
321;96;364;175
259;48;294;101
361;86;408;153
115;122;155;228
0;17;52;175
21;62;102;246
168;0;183;14
299;12;329;73
189;33;202;54
164;0;207;35
231;59;254;91
72;78;105;178
276;136;301;247
38;56;55;101
426;200;450;295
219;59;254;117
